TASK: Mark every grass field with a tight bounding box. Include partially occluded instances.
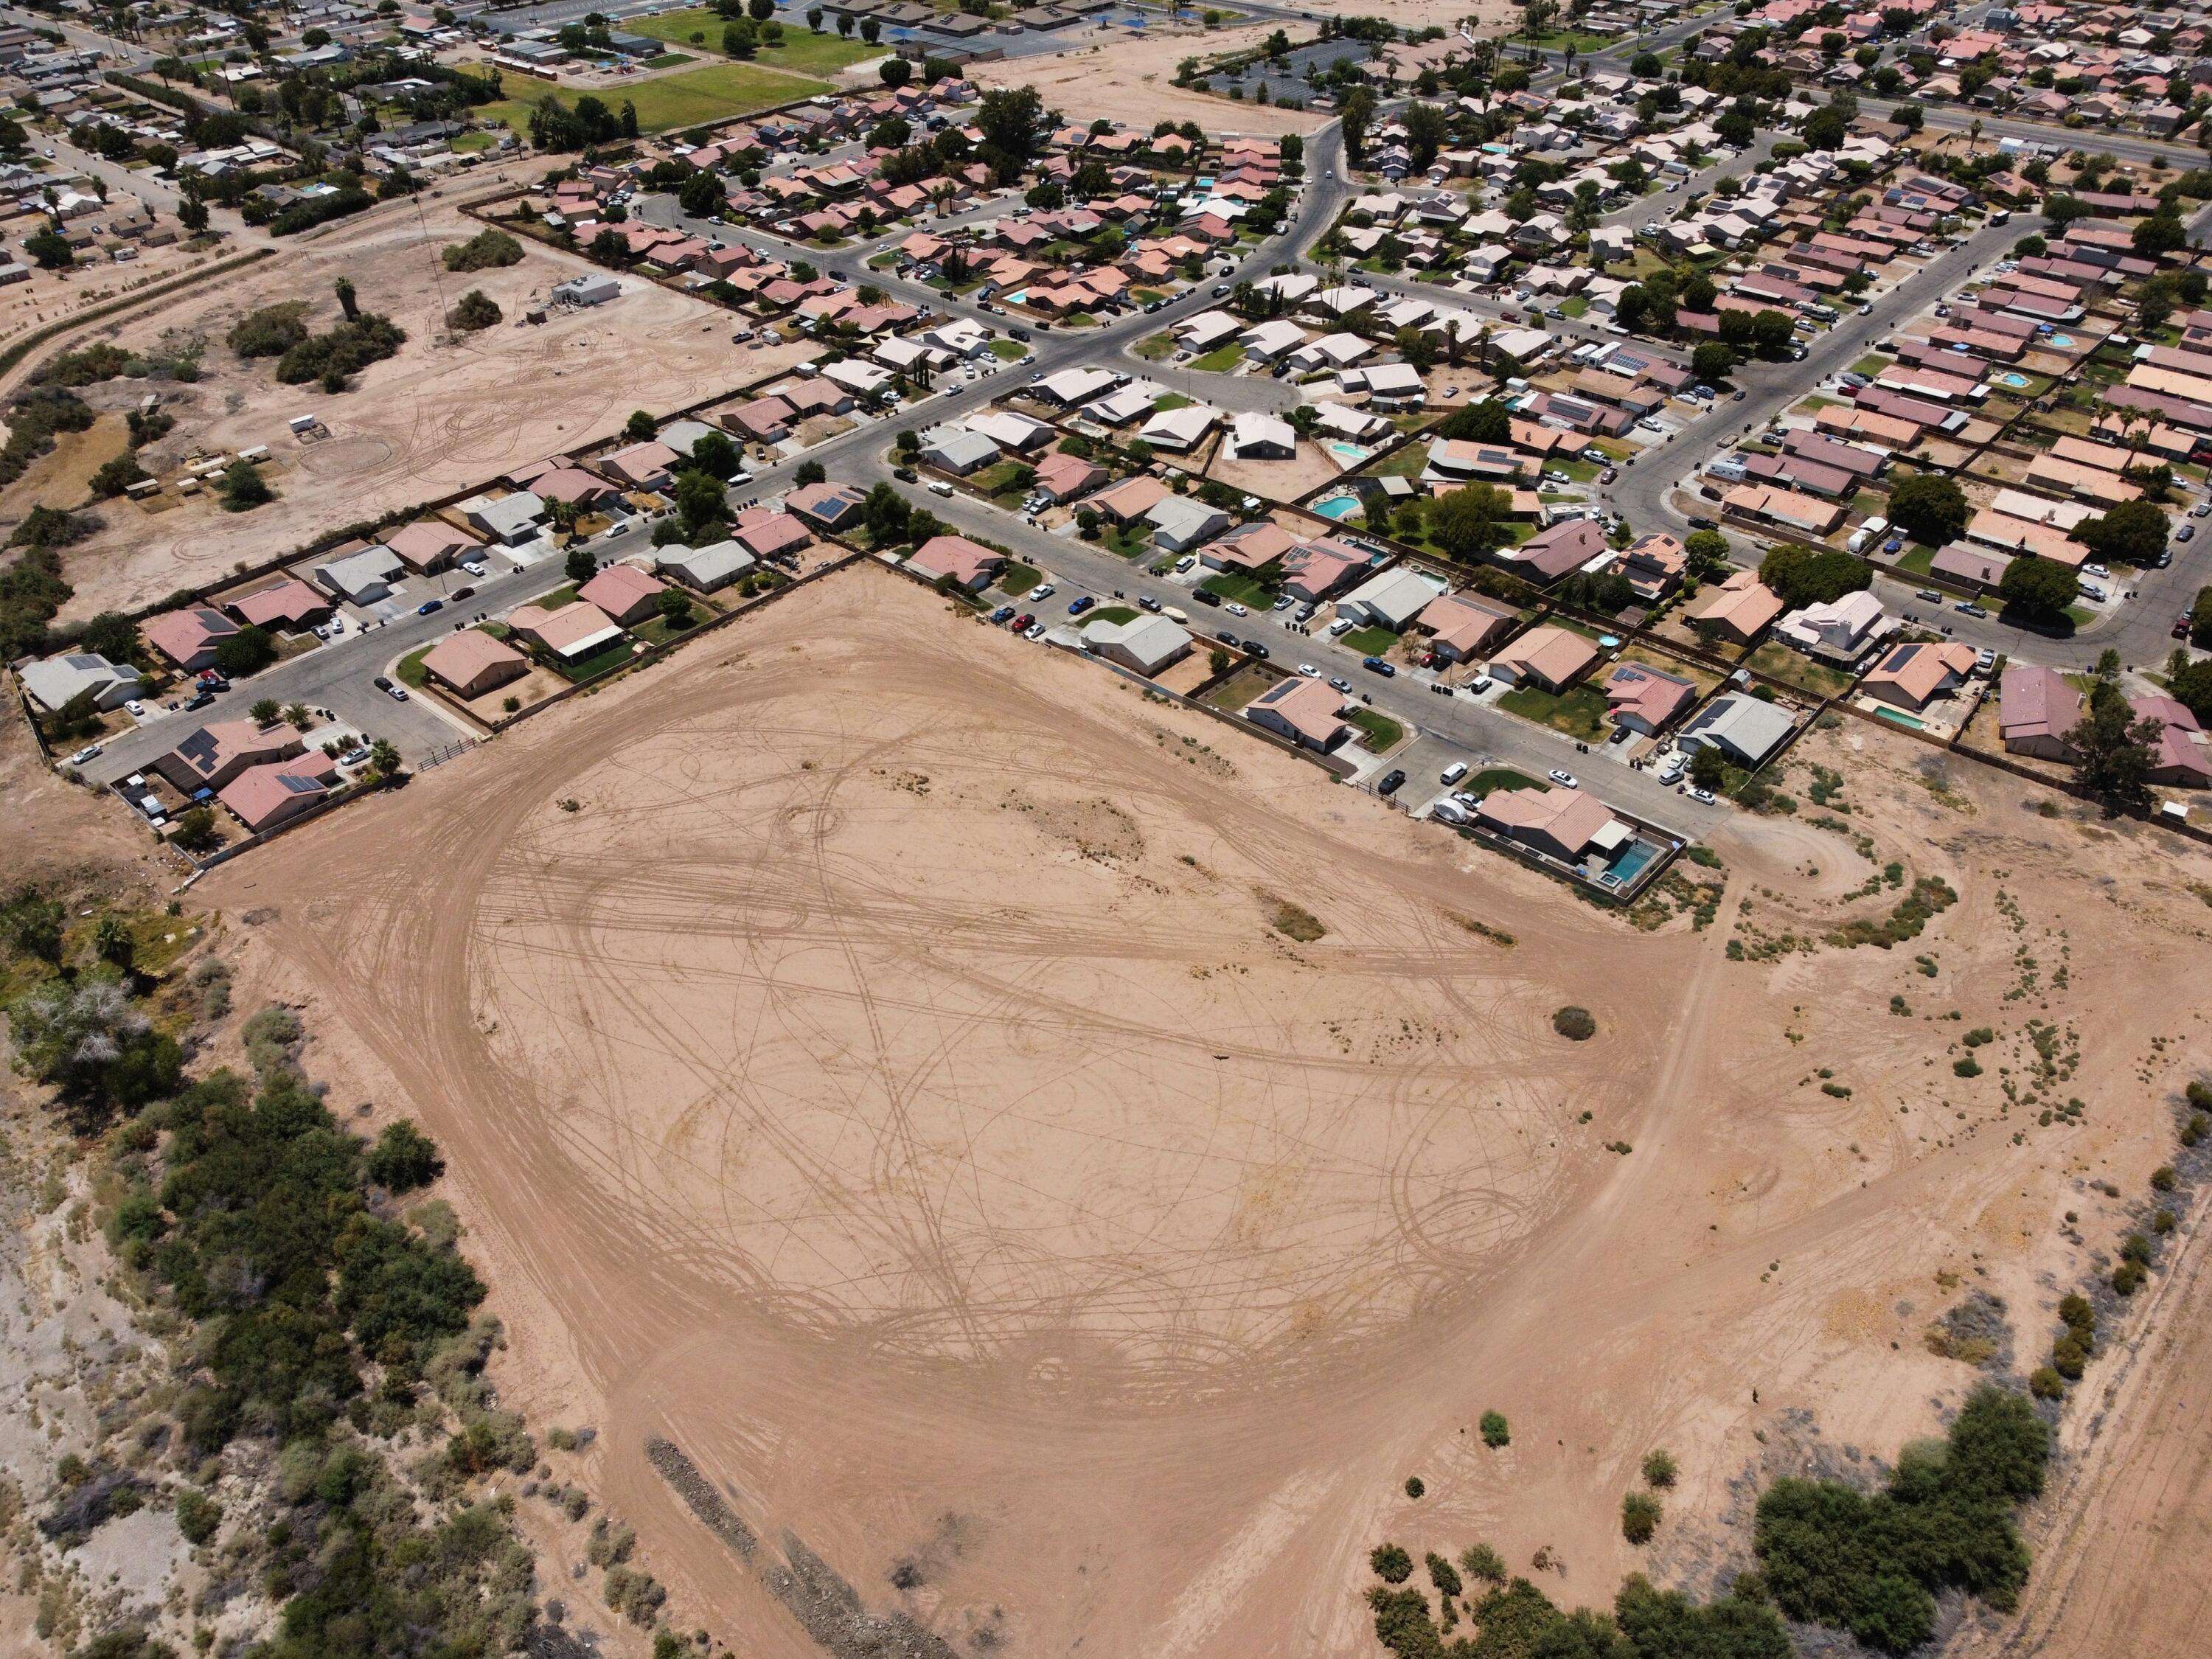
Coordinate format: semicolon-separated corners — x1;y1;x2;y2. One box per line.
1340;625;1397;657
481;60;830;137
1345;706;1404;751
1189;344;1245;372
624;9;877;74
1497;682;1610;741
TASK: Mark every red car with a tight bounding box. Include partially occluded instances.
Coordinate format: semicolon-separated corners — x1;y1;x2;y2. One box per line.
1011;613;1034;631
2178;613;2194;640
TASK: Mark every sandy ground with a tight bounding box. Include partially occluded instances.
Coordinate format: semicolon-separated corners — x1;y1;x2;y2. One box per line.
199;571;2212;1658
972;29;1327;138
34;199;793;623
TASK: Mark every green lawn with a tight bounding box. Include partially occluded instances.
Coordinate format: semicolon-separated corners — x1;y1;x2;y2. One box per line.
1198;571;1277;607
999;560;1041;597
633;608;704;647
623;10;877;74
1134;331;1175;361
1559;296;1589;319
1497;682;1611;740
1153;393;1194;413
1744;640;1854;698
1852;353;1891;376
1340;625;1398;657
1089;605;1140;626
450;130;499;153
556;639;636;683
396;644;432;688
1466;767;1548;796
1346;706;1405;751
1103;524;1152;559
987;338;1028;361
1893;544;1935;577
1189;343;1245;372
481;60;830;137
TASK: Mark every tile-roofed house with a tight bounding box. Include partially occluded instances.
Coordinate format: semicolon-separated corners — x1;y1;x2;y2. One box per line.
2132;695;2212;789
1032;451;1105;503
1618;533;1687;600
508;600;625;661
785;480;867;530
227;578;332;633
218;753;339;834
598;439;683;490
421;630;529;700
1861;641;1977;712
1489;624;1598;694
1091;474;1169;523
384;518;487;576
1686;569;1784;645
1474;784;1625;863
576;563;669;627
1279;539;1368;603
732;511;811;561
1411;591;1517;663
1244;675;1352;751
1997;665;2082;762
156;718;305;793
142;606;240;672
908;535;1005;591
1501;517;1608;583
1602;662;1697;734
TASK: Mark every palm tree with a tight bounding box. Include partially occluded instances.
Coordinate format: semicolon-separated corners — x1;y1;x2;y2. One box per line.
1967;117;1983;153
94;915;133;971
335;276;358;321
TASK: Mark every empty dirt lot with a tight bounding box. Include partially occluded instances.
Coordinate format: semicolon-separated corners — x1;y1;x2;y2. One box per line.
206;566;2212;1658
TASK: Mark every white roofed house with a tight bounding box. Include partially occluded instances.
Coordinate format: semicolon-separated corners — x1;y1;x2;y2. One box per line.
1337;566;1448;631
967;409;1052;453
1240;319;1310;361
459;490;548;546
1227;412;1297;459
1082;614;1192;676
1175;310;1243;352
21;651;139;714
922;427;1004;476
1139;403;1220;454
1144;495;1230;552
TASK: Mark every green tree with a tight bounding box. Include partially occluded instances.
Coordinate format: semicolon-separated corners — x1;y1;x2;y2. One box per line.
366;1120;445;1191
1690;745;1728;790
220;459;275;512
1758;545;1871;608
1886;473;1969;546
446;288;501;332
334;276;359;321
1430;484;1513;557
625;409;658;442
2075;499;2168;566
1995;554;2077;622
565;546;598;584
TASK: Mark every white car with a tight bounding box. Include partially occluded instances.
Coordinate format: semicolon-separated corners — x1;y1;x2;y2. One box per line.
1030;582;1056;602
1297;662;1319;677
69;743;102;765
2084;563;2110;580
1548;769;1579;787
1688;787;1716;804
125;700;145;717
1225;602;1249;617
462;559;487;577
1023;623;1046;640
1174;555;1197;573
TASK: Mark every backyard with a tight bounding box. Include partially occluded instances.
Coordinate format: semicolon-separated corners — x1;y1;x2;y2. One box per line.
1497;681;1611;741
1744;641;1856;699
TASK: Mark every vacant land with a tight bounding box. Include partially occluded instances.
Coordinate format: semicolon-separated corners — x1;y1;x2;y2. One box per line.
206;569;2212;1658
42;204;810;621
969;31;1327;136
625;10;878;75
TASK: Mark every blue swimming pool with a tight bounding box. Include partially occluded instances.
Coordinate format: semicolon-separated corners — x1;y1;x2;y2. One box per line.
1874;706;1927;731
1314;494;1361;521
1607;842;1659;886
1996;372;2031;389
1324;439;1373;469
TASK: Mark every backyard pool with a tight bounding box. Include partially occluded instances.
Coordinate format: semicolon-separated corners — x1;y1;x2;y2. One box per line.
1995;372;2031;389
1313;493;1361;521
1598;633;1621;649
1874;706;1927;731
2048;333;2076;349
1324;439;1374;469
1603;841;1660;887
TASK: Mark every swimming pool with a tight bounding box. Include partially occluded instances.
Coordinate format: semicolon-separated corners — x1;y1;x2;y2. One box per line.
1324;439;1374;469
2048;333;2076;349
1605;842;1660;886
1313;493;1361;521
1874;706;1927;731
1004;288;1030;307
1996;372;2031;389
1598;633;1621;649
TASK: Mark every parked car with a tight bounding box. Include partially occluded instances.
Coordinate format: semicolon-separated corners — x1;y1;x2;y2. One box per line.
1882;536;1902;555
1068;594;1095;615
1225;601;1249;617
1329;676;1352;692
1549;769;1578;788
1688;787;1716;804
1362;655;1395;677
1599;466;1618;484
1687;516;1718;532
1976;648;1997;671
893;466;919;482
1955;602;1989;619
67;743;102;766
1916;588;1943;603
339;746;372;768
1441;761;1468;785
990;605;1015;624
2179;524;2197;543
417;599;444;615
1658;757;1686;785
1215;628;1239;644
386;683;410;701
1242;639;1270;659
451;585;476;602
2177;613;2194;639
1023;623;1046;640
1193;587;1222;606
1011;613;1034;631
1138;594;1162;612
2084;563;2110;580
2192;502;2211;518
1030;583;1056;602
462;559;487;577
1377;770;1407;796
182;691;214;712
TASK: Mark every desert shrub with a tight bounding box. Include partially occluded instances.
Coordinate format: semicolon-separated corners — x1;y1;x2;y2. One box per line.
1954;1057;1983;1078
1479;1411;1510;1447
1622;1490;1661;1543
1425;1551;1461;1599
604;1565;667;1626
1458;1542;1506;1585
1370;1543;1413;1583
1753;1385;2046;1654
1403;1475;1424;1500
2050;1334;2087;1380
1642;1449;1677;1489
366;1120;445;1192
173;1486;222;1545
2150;1164;2177;1192
448;288;503;332
240;1003;302;1074
1552;1006;1596;1040
229;302;310;358
588;1517;636;1568
2028;1366;2065;1400
443;227;525;271
275;313;407;389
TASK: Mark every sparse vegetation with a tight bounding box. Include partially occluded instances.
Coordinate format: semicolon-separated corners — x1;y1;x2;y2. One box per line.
1478;1411;1510;1447
1621;1489;1661;1544
1552;1005;1596;1040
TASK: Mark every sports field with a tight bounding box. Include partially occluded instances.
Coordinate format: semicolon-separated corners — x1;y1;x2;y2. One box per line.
625;7;880;74
481;59;830;137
